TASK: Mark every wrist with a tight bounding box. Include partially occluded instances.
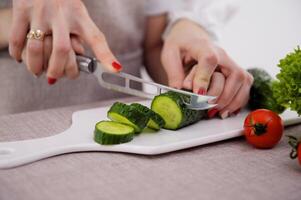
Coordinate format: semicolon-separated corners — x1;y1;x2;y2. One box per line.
162;10;220;42
163;19;211;43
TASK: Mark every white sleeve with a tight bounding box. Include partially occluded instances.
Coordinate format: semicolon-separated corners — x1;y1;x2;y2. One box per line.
162;0;238;41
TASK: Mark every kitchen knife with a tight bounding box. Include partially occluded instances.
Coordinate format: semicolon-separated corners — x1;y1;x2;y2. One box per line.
76;55;216;110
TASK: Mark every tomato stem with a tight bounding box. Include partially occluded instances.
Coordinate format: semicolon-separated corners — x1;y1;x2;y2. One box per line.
248;117;273;136
253;123;267;136
287;135;299;160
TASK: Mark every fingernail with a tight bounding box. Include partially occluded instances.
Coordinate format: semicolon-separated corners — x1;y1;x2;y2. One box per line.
221;111;229;119
48;77;57;85
33;72;42;79
208;108;219;119
233;109;241;115
198;87;207;95
112;61;122;71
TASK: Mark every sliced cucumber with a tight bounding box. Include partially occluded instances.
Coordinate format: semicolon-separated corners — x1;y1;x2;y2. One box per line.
94;121;135;145
151;91;207;130
107;102;149;133
130;103;165;130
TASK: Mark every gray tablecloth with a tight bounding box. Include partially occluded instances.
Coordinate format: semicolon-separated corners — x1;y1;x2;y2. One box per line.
0;97;301;200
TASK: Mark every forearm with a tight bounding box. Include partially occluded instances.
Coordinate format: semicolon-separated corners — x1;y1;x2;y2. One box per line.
0;8;12;49
143;14;168;84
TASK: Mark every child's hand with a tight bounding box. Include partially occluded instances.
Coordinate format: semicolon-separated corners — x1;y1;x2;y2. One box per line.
162;19;253;118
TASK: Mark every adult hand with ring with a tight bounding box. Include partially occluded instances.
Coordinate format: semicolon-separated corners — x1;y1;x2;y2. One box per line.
21;34;85;80
9;0;121;85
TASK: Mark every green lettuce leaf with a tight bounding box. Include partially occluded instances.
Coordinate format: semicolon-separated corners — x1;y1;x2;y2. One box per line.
273;46;301;115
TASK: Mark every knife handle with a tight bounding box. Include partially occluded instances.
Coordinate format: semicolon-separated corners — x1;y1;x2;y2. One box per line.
76;55;97;74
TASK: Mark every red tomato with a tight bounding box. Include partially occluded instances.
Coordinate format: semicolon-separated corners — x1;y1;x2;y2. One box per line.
244;109;284;149
288;135;301;166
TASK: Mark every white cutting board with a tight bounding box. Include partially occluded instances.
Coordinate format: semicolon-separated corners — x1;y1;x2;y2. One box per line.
0;100;300;169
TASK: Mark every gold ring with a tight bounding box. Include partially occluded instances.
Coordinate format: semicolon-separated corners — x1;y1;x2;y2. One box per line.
27;30;45;41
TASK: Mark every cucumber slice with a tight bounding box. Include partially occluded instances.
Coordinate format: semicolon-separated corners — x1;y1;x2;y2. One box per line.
94;121;135;145
147;119;162;130
130;103;165;130
107;102;149;133
151;91;207;130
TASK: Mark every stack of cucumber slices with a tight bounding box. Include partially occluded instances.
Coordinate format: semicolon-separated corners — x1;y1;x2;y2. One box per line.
94;102;165;145
94;91;207;145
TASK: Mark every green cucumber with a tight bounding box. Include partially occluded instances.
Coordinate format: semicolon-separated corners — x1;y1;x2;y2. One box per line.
107;102;149;133
151;91;207;130
130;103;165;130
94;121;135;145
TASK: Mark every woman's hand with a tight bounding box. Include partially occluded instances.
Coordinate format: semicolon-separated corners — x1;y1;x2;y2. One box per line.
162;19;253;118
21;35;85;80
9;0;122;84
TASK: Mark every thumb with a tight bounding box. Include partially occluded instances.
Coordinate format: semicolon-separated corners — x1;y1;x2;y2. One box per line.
190;43;219;94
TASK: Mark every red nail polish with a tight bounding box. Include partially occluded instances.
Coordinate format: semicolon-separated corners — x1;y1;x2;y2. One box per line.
208;108;219;119
233;109;241;115
48;78;57;85
198;88;207;95
112;61;122;71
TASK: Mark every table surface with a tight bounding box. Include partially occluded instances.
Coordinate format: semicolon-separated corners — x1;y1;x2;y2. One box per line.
0;97;300;200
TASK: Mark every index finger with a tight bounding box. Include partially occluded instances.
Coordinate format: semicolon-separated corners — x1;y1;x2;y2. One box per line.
80;18;121;72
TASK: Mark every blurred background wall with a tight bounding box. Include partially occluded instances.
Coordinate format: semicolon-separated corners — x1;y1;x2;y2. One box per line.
217;0;301;77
